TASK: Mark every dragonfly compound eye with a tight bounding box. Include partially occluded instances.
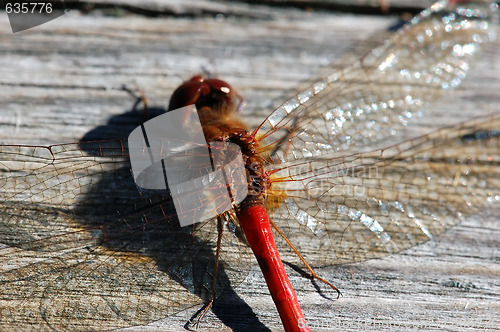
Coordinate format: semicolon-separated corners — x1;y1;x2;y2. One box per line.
168;76;240;116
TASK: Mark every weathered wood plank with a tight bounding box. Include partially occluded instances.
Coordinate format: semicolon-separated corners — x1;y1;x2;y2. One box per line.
42;0;438;17
0;1;499;331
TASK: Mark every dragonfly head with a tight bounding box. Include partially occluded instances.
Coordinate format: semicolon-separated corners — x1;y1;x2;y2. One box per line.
168;75;243;118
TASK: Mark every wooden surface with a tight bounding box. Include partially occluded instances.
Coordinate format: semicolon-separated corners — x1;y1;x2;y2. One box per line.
0;1;499;331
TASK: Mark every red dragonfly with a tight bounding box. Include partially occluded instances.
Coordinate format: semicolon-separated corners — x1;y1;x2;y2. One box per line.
1;1;499;331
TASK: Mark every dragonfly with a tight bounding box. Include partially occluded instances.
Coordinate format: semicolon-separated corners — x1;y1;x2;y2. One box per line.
1;1;499;331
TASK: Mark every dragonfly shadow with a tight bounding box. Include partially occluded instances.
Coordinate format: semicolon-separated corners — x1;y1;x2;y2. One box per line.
283;261;337;302
72;104;268;330
79;107;166;144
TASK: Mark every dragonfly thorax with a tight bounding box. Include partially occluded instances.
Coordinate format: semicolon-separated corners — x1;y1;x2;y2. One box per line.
169;76;270;208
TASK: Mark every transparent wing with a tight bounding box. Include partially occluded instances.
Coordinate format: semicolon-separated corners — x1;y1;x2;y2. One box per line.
255;0;498;163
268;114;500;267
0;141;251;330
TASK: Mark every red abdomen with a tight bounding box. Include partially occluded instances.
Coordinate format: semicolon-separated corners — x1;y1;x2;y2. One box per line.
237;204;310;332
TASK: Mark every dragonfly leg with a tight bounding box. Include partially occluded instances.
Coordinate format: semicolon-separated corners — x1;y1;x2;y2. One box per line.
185;301;213;331
269;219;342;299
187;215;224;329
121;84;150;119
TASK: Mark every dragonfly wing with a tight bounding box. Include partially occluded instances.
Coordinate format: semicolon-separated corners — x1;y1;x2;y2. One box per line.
256;0;498;163
268;114;500;267
0;141;252;329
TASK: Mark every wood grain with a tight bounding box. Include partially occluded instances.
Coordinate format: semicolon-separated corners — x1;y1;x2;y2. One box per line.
0;1;498;331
